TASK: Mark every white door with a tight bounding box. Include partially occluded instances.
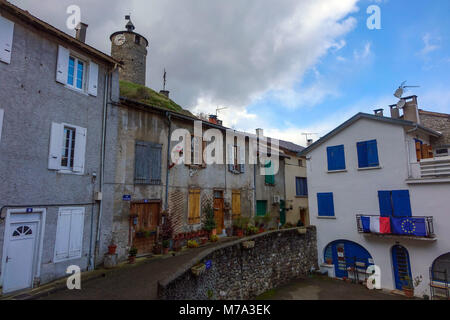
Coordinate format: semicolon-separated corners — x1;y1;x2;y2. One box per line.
3;215;39;293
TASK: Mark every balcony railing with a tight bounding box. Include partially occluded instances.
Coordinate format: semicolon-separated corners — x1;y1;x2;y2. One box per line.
356;215;435;239
410;156;450;180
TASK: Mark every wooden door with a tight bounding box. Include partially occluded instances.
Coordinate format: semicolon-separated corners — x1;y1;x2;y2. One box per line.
213;191;224;234
392;245;412;290
130;202;160;255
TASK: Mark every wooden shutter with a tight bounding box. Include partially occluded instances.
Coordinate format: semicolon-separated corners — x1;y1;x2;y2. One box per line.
392;190;412;217
68;208;85;258
88;62;99;96
135;141;150;184
367;140;379;167
317;193;334;217
54;209;72;261
378;191;393;217
149;143;162;184
232;190;241;218
56;45;69;84
0;108;4;142
188;189;201;224
0;16;14;64
73;126;87;173
48;122;63;170
357;141;368;168
415;141;422;162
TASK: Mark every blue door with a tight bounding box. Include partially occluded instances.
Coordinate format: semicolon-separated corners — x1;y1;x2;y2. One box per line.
392;245;412;290
325;241;373;279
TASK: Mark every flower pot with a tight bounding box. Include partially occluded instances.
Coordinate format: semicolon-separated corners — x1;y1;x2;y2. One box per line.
259;227;265;234
191;263;206;277
108;245;117;255
242;241;255;249
325;258;333;265
236;229;244;237
403;287;414;298
163;247;169;255
128;255;136;264
201;237;208;245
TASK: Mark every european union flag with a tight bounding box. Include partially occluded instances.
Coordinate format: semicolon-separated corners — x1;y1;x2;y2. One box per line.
391;217;427;237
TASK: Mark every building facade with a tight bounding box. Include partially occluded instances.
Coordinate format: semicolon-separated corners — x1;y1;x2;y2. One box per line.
301;99;450;298
0;2;119;294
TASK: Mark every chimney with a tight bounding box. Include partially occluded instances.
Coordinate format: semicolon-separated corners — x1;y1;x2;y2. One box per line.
159;90;170;99
75;22;88;43
390;105;400;119
256;128;264;137
402;96;420;124
373;108;384;117
307;139;313;147
208;115;218;124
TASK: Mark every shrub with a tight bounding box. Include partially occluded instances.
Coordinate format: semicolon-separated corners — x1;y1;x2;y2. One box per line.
162;240;170;248
129;247;138;256
210;235;219;242
203;202;217;232
160;216;174;241
187;240;199;248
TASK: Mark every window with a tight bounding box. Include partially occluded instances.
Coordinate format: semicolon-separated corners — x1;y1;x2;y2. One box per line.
232;190;241;219
54;207;85;262
188;189;201;224
327;145;345;171
134;141;162;185
357;140;379;168
56;45;99;96
296;177;308;196
317;193;335;217
256;200;267;217
48;122;87;173
0;15;14;64
0;108;4;142
264;161;275;185
298;159;303;167
227;143;245;173
135;35;141;44
378;190;412;217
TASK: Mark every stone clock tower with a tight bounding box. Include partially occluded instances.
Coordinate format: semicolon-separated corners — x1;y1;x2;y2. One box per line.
110;16;149;85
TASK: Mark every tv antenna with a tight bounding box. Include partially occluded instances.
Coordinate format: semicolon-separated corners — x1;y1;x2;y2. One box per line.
394;81;420;108
162;68;167;91
302;133;318;142
216;106;228;116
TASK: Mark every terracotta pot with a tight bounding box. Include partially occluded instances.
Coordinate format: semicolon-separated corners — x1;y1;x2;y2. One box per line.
108;245;117;255
259;227;265;234
201;238;208;245
128;255;136;264
403;287;414;298
326;258;333;265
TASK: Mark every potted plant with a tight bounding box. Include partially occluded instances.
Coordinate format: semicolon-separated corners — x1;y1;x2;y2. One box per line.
108;237;117;255
210;234;219;243
128;247;138;264
162;240;170;254
153;242;162;254
263;213;272;230
402;276;414;298
187;240;199;248
203;202;217;237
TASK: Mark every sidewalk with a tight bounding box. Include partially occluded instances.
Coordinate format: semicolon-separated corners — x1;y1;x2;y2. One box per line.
2;237;236;300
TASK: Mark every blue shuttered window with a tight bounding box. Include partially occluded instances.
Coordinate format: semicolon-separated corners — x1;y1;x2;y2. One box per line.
317;193;335;217
296;177;308;196
327;145;345;171
135;141;162;185
378;190;412;217
357;140;379;168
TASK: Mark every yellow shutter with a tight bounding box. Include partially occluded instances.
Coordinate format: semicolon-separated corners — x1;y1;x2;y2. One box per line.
232;190;241;218
188;189;201;224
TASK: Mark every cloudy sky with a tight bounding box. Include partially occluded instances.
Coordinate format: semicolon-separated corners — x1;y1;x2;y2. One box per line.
10;0;450;145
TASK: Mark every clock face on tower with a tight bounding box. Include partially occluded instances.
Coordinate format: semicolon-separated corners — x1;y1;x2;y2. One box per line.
114;34;126;46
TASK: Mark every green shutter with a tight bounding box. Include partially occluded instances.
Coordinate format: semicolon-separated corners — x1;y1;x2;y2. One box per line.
265;161;275;185
256;200;267;216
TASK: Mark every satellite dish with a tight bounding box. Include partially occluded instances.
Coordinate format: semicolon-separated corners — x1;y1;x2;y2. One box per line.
397;99;406;109
394;81;420;99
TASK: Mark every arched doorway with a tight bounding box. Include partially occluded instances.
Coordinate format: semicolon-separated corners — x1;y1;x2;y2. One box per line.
391;245;412;290
324;240;373;279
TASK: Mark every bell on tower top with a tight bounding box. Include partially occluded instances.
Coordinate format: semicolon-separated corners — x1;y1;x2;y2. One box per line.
125;15;135;32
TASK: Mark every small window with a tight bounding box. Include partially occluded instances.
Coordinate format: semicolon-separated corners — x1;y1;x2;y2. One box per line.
327;145;345;171
67;56;85;90
296;177;308;196
357;140;379;168
135;35;141;44
317;193;335;217
134;141;162;185
61;126;76;169
298;159;303;167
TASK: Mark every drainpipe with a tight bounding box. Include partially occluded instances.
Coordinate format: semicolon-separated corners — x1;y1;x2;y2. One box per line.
164;112;172;211
93;70;111;267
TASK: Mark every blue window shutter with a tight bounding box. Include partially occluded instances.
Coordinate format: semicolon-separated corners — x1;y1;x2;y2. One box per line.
327;145;345;171
378;191;393;217
336;145;345;170
392;190;412;217
317;193;334;217
367;140;379;167
135;141;150;184
148;143;162;184
327;147;334;171
357;141;368;168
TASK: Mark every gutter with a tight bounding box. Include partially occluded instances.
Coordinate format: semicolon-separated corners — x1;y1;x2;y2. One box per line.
164;112;172;211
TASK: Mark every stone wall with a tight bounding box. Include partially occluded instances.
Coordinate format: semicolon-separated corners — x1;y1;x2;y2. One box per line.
158;226;318;300
419;111;450;146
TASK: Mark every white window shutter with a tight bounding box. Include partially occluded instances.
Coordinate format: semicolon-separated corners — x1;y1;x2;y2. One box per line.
88;62;98;96
48;122;63;170
68;208;84;258
227;144;234;171
73;126;87;173
0;109;4;142
56;45;69;84
0;16;14;64
54;209;71;261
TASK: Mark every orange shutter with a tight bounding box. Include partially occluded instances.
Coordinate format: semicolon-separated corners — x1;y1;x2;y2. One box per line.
415;142;422;162
232;190;241;218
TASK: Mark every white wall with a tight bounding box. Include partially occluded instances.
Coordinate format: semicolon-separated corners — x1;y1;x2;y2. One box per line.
307;117;450;296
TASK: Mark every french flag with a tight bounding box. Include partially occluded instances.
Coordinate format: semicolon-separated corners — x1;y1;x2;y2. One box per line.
361;216;391;234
